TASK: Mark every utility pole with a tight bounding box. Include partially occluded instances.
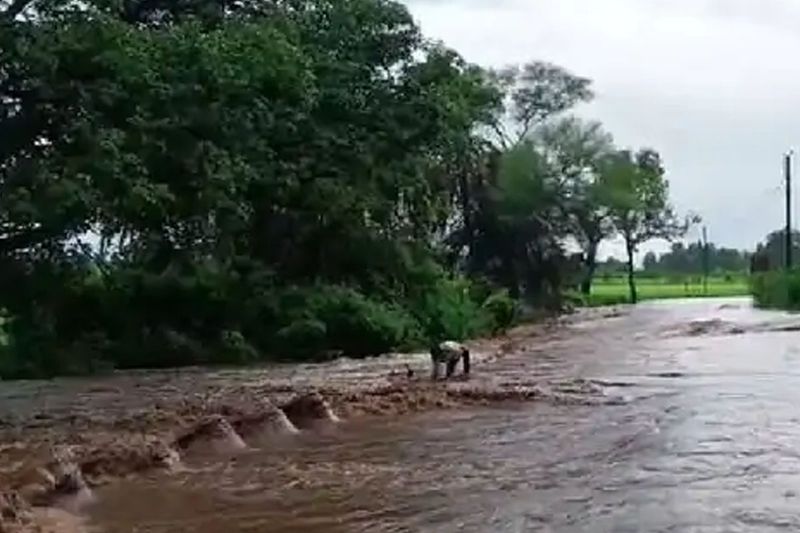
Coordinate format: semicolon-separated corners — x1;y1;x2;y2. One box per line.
786;151;794;270
702;226;709;295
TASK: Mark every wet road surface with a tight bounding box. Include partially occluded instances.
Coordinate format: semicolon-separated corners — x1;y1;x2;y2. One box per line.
87;298;800;532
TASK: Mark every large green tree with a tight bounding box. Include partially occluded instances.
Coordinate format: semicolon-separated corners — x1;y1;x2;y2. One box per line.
486;62;593;149
454;62;594;303
532;116;616;294
604;149;691;303
0;0;516;376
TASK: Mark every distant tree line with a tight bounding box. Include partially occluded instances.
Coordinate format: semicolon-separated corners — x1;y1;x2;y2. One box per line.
0;0;690;377
641;242;751;276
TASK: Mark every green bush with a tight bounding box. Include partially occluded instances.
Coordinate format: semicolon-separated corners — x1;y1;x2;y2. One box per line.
467;276;495;305
751;270;800;310
274;318;328;360
214;330;259;364
482;289;518;333
0;315;112;378
0;254;525;377
273;286;421;359
310;286;421;356
411;276;491;342
124;327;208;369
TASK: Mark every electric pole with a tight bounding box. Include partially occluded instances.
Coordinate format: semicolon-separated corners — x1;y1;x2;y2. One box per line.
786;151;794;270
702;226;709;295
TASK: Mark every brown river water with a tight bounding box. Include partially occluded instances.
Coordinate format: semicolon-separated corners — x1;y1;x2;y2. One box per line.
6;297;800;532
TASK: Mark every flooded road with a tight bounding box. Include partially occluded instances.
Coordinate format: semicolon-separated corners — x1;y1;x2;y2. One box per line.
6;298;800;532
78;298;800;532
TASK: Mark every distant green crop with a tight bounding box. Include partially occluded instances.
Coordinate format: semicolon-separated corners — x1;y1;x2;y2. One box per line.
579;276;749;307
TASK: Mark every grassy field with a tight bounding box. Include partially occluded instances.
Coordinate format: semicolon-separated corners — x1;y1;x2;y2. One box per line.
583;276;750;307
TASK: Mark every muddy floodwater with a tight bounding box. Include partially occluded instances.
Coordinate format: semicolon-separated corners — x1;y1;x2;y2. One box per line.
6;297;800;532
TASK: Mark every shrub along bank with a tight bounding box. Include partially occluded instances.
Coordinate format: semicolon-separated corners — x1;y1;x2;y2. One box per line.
0;257;518;378
750;270;800;310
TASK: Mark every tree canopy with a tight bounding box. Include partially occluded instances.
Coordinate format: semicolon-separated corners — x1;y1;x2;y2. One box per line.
603;149;692;302
751;229;800;272
0;0;691;378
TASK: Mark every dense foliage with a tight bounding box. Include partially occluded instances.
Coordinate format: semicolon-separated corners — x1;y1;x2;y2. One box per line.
750;269;800;310
749;230;800;310
0;0;687;378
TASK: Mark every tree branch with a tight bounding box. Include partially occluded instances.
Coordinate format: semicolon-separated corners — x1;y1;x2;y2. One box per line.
0;224;62;255
487;120;510;151
0;0;36;21
120;0;169;22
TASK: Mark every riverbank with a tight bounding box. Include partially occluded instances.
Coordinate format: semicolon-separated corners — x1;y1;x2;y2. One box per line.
0;307;630;533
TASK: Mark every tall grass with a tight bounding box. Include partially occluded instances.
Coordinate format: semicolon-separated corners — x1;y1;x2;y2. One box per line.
750;270;800;310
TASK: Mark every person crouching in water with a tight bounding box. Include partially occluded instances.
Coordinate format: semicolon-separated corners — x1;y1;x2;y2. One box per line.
430;341;470;381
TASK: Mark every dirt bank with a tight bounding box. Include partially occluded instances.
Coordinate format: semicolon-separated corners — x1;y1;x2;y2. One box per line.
0;308;626;532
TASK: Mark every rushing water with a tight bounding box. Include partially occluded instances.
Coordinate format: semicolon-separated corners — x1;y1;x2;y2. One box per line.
86;298;800;532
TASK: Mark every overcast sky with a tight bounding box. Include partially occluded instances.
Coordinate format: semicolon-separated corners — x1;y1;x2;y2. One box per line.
405;0;800;258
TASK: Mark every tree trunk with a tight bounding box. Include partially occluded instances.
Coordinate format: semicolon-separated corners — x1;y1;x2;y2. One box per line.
457;170;476;274
580;240;599;296
625;239;638;304
457;172;472;244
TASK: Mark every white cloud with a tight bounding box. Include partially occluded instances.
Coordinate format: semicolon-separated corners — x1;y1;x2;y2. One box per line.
406;0;800;254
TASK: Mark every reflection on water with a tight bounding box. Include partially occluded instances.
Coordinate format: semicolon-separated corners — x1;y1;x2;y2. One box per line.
89;298;800;532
